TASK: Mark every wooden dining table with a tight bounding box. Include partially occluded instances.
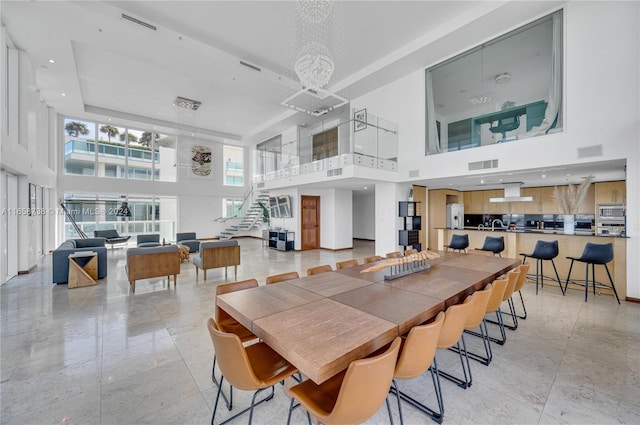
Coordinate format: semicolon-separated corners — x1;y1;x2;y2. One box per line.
216;251;520;384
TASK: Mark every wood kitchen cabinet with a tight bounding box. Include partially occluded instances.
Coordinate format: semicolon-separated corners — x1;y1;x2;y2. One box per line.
539;187;559;214
577;184;595;214
595;181;626;205
463;191;484;214
523;187;541;214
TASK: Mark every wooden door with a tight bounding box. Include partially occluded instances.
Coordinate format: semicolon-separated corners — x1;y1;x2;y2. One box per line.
301;195;320;250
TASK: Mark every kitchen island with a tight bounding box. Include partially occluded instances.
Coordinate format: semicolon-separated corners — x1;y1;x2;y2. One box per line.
436;227;628;299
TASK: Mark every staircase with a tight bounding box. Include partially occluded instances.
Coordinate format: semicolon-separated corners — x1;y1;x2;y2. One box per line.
218;191;270;239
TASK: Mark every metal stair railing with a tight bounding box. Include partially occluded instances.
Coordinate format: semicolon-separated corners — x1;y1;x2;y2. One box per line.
217;190;270;239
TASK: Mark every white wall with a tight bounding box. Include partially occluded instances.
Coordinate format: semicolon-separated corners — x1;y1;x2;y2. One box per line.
353;192;375;240
1;27;57;278
354;2;640;297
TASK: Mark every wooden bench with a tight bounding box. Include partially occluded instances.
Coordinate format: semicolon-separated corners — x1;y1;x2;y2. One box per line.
193;240;240;280
126;245;180;293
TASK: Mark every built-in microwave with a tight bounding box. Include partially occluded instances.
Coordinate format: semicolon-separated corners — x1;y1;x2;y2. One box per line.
597;203;625;236
598;204;625;221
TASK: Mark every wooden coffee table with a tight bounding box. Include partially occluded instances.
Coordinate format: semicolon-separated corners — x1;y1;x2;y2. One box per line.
68;251;98;288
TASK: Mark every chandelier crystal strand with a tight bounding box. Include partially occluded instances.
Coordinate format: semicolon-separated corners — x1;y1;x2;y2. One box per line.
295;0;335;24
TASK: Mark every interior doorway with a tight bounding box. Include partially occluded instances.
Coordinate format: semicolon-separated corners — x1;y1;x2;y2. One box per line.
301;195;320;250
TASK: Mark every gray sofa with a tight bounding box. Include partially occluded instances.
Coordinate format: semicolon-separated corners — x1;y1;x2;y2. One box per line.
176;232;199;253
53;238;108;283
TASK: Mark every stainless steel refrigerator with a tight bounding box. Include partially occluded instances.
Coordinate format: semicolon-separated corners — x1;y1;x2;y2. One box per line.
446;203;465;229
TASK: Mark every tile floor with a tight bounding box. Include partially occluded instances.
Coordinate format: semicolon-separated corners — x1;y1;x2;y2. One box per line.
1;238;639;425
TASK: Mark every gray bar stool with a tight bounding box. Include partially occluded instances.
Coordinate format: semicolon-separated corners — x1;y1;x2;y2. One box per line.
564;242;620;304
445;234;469;253
519;240;564;295
474;236;505;257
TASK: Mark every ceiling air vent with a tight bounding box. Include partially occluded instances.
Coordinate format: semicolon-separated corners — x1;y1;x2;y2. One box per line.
327;168;343;177
577;145;603;158
468;159;498;171
121;13;157;31
174;96;201;111
239;61;261;72
257;182;265;188
409;169;419;178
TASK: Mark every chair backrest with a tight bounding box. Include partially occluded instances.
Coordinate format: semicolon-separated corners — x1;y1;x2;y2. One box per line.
449;234;469;250
325;337;401;425
404;248;418;256
485;278;508;313
137;234;160;244
437;297;473;349
512;263;530;292
176;232;196;241
386;251;402;258
465;284;493;328
207;318;261;391
94;229;120;239
503;269;521;302
215;279;259;324
336;259;359;270
364;255;383;264
581;242;614;264
481;236;505;254
394;312;444;380
307;264;332;276
266;271;300;284
532;240;559;260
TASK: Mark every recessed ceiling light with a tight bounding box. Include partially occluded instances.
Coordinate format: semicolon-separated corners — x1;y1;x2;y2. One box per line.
542;171;547;179
61;93;66;97
48;59;55;64
191;133;195;136
363;186;367;190
469;95;492;105
480;177;484;184
107;118;111;121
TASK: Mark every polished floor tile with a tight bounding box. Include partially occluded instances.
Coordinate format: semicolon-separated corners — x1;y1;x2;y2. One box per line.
1;238;639;424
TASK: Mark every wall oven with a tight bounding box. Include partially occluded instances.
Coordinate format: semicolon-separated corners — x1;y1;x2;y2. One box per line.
597;204;625;236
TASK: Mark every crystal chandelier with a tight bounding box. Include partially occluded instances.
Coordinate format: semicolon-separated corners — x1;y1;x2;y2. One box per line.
294;42;335;89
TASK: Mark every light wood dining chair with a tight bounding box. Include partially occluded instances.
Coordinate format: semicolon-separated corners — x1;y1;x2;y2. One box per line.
208;319;298;425
386;251;402;258
450;284;494;366
511;263;531;319
391;312;445;425
467;278;508;347
265;271;299;285
436;296;474;389
404;248;418;256
485;269;521;340
336;259;358;270
307;264;332;276
286;337;401;425
214;279;260;410
364;255;384;264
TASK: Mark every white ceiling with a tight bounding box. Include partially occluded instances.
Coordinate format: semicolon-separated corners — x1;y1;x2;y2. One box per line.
2;0;486;143
1;1;626;192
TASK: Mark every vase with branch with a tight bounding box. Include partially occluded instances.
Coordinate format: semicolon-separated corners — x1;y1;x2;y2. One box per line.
552;176;593;234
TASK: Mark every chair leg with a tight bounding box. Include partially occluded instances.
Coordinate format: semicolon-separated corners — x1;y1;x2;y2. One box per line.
217;386;275;425
564;259;575;294
551;259;564;295
516;290;527;320
604;264;621;304
390;369;444;424
211;355;232;410
437;339;472;389
585;262;589;302
481;309;507;345
459;320;493;365
385;395;395;425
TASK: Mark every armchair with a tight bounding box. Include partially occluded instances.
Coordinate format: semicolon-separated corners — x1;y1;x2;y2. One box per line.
94;229;131;250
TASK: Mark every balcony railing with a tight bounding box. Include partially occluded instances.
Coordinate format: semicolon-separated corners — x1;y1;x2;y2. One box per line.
65;140;159;162
252;112;398;184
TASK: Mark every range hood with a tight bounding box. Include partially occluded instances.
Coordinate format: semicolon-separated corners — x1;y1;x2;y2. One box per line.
489;183;536;203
